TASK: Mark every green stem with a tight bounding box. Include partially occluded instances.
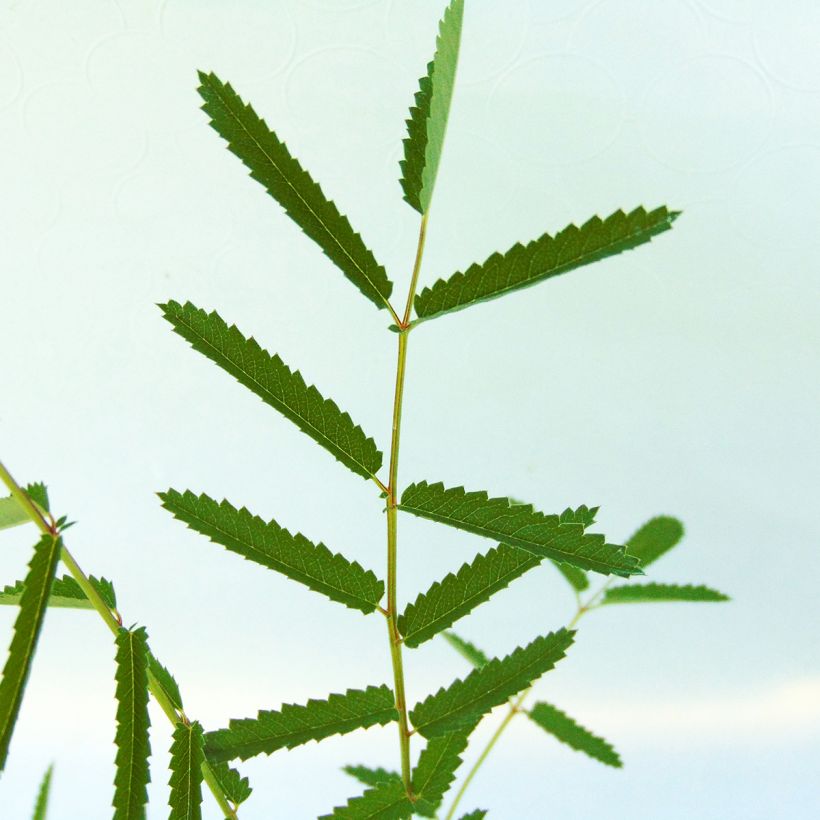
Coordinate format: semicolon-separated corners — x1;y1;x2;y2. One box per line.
0;460;237;820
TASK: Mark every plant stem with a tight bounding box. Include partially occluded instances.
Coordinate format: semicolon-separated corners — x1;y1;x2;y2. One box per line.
0;460;237;820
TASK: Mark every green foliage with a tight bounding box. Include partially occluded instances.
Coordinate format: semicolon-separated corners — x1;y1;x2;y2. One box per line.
602;583;729;605
399;482;639;577
0;574;116;611
413;206;679;322
160;490;384;613
442;632;488;669
210;762;253;806
554;562;589;592
160;301;383;479
31;764;53;820
0;534;61;771
343;765;400;789
197;71;393;311
412;724;474;816
320;778;413;819
398;544;540;647
25;483;50;513
399;0;464;213
0;494;29;531
410;629;574;738
112;627;151;820
457;811;487;819
168;721;205;820
204;685;398;763
527;702;621;768
146;654;184;712
626;516;684;567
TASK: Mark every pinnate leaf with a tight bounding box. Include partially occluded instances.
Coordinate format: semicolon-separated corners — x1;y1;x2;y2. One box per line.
210;762;252;806
319;778;413;819
414;206;679;322
160;301;383;479
410;628;574;738
197;71;393;311
398;544;540;647
204;685;398;763
442;632;488;669
626;516;684;568
113;627;151;820
528;701;621;767
160;490;384;613
412;724;474;816
0;574;117;611
0;534;61;770
400;0;464;213
168;721;205;820
32;764;53;820
399;482;639;577
602;583;729;605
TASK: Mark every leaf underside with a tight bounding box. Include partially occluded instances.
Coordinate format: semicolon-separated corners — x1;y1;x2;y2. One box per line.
210;762;253;806
160;490;384;614
410;628;574;738
168;721;205;820
412;724;474;816
625;516;684;568
320;778;413;819
399;543;541;647
603;583;729;605
0;534;61;771
197;71;393;311
204;685;398;763
113;627;151;820
442;632;489;669
528;701;621;767
160;300;383;479
399;482;639;577
0;574;117;611
32;764;53;820
414;206;680;322
400;0;464;213
0;494;29;531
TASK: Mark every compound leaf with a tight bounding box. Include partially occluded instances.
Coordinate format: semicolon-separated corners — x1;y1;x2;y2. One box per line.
210;762;253;806
31;763;53;820
319;778;413;819
414;206;679;322
527;701;621;767
112;627;151;820
441;632;488;669
0;534;61;771
168;721;205;820
412;724;473;816
160;490;384;614
0;574;117;611
626;516;684;568
602;583;729;605
399;544;540;647
204;685;398;763
160;301;383;479
400;0;464;213
399;483;639;577
410;628;574;738
197;71;393;311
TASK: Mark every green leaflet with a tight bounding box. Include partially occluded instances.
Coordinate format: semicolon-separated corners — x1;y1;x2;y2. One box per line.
32;764;53;820
343;765;400;789
113;627;151;820
160;301;383;479
197;72;393;311
554;562;589;592
319;778;413;819
442;632;488;669
626;516;684;568
413;206;680;322
160;490;384;614
146;654;184;712
410;629;574;738
457;811;487;819
399;482;640;577
0;494;29;531
25;483;50;513
0;534;61;771
399;0;464;213
168;721;205;820
602;583;729;605
527;701;621;768
0;574;117;611
210;762;253;806
412;724;474;816
398;544;541;647
204;684;398;763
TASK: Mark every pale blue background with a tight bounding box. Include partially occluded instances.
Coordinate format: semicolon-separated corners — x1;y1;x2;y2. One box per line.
1;0;818;817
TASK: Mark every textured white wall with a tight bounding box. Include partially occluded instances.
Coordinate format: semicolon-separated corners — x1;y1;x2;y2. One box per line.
1;1;818;817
